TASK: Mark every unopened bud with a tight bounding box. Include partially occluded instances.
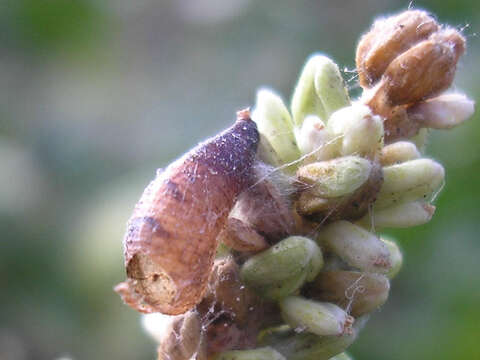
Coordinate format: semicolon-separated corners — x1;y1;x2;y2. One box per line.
218;217;269;252
380;141;421;166
216;347;287;360
381;237;403;279
408;93;475;129
297;156;372;198
305;271;390;317
356;10;439;88
376;158;444;209
241;236;323;300
280;296;353;336
358;201;435;229
318;221;391;273
297;160;383;223
371;28;465;110
295;115;338;160
253;89;301;165
257;133;283;168
291;55;350;126
327;104;384;158
259;317;368;360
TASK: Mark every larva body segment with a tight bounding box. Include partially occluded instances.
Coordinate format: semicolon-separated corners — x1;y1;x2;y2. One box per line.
116;110;259;315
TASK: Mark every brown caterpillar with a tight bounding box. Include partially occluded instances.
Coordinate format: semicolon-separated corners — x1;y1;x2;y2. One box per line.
115;109;259;315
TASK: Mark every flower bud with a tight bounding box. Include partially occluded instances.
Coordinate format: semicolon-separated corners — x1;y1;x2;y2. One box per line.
252;89;301;165
279;296;353;336
381;237;403;279
356;10;439;88
327;104;384;158
358;201;435;229
318;221;391;274
295;115;338;160
375;158;444;209
216;347;286;360
143;311;204;360
258;317;368;360
296;160;383;223
380;141;420;166
297;156;372;198
291;54;350;126
304;271;390;317
408;93;475;129
370;28;465;111
240;236;323;300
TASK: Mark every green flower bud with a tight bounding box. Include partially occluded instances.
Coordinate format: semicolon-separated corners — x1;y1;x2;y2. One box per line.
318;221;392;274
358;201;435;229
252;88;301;166
327;104;384;158
216;347;286;360
380;141;421;166
294;115;339;160
381;237;403;279
408;93;475;129
279;296;353;336
375;158;444;209
291;54;350;127
240;236;323;300
305;271;390;317
259;317;369;360
297;156;372;198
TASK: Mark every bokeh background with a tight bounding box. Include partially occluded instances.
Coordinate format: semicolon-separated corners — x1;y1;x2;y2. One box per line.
1;1;479;359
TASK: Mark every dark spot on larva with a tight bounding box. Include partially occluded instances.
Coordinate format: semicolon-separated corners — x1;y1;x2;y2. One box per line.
165;179;183;201
143;216;171;238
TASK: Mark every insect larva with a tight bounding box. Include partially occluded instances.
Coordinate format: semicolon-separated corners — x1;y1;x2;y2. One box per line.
116;109;259;315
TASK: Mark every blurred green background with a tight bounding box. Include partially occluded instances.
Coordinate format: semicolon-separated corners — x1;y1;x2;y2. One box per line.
1;1;478;359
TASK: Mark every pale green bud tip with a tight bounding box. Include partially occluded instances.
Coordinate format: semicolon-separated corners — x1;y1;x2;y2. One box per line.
381;237;403;279
328;104;384;157
408;93;475;129
376;158;445;209
215;347;287;360
291;54;350;127
240;236;323;300
359;201;435;229
313;56;350;117
295;116;338;160
280;296;354;336
318;221;392;273
297;156;372;198
330;353;353;360
252;88;301;165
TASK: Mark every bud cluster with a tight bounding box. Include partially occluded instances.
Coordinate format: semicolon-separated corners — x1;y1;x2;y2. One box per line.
138;10;474;360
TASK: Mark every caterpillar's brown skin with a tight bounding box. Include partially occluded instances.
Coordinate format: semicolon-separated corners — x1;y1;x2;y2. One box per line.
115;110;259;315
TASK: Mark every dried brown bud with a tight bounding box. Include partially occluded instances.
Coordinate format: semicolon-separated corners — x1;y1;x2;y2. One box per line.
219;162;296;251
304;271;390;317
197;256;267;356
378;28;465;107
356;10;439;88
116;110;259;315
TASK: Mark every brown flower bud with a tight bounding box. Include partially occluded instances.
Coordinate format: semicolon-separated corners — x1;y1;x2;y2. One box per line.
304;271;390;317
197;256;267;356
115;110;259;315
220;162;296;251
356;10;439;87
